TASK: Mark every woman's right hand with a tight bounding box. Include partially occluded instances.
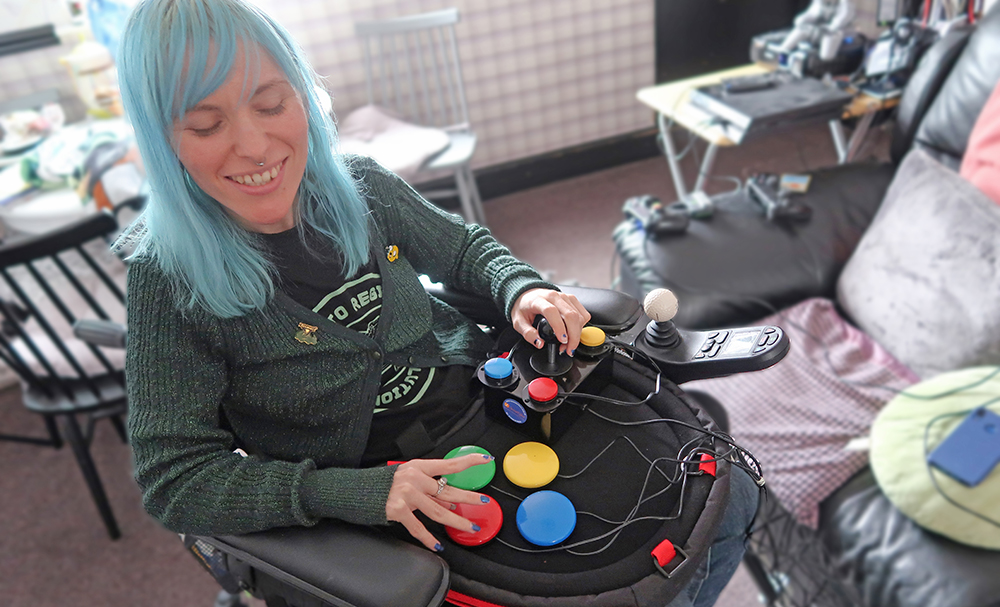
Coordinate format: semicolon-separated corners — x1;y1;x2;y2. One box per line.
385;454;495;551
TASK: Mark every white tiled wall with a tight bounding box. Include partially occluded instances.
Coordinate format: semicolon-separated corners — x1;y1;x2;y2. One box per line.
251;0;657;169
0;0;884;170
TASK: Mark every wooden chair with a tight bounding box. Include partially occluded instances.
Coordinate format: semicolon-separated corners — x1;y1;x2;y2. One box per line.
355;8;487;226
0;211;128;539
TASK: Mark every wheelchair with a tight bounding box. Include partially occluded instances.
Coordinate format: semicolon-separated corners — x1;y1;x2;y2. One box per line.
78;284;786;607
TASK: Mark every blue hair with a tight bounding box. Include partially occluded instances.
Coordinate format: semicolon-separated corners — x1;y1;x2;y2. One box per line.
117;0;370;318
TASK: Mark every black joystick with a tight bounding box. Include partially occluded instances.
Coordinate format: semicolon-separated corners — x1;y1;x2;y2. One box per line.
530;317;574;377
643;289;682;349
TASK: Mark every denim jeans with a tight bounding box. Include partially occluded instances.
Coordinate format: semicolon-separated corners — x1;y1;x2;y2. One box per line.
668;465;760;607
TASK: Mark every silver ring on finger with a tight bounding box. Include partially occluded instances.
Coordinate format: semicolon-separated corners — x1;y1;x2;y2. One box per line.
435;477;448;496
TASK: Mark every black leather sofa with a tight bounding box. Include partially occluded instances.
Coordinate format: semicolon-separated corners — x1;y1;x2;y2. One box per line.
614;8;1000;607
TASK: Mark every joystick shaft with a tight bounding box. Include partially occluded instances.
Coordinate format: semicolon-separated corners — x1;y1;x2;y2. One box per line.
530;317;573;376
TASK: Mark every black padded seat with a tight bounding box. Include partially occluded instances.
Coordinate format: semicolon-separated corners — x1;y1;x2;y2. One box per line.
818;469;1000;607
615;161;896;329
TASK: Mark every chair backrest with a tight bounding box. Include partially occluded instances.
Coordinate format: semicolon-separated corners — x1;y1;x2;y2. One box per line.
0;212;126;405
355;8;470;131
892;5;1000;167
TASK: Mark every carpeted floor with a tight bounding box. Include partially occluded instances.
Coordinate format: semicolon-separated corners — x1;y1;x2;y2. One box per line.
0;120;891;607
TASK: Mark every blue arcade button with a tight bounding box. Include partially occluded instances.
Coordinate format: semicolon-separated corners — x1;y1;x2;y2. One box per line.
484;357;514;380
516;490;576;546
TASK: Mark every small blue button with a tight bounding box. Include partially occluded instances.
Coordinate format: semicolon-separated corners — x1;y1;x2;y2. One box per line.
484;357;513;380
516;490;576;546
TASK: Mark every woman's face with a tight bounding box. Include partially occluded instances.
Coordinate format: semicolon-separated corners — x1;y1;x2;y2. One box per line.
172;47;308;233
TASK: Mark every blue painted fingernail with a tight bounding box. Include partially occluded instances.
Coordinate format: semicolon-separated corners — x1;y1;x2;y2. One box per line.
482;454;494;460
534;338;542;347
471;524;481;532
569;349;576;356
481;495;491;503
434;543;444;552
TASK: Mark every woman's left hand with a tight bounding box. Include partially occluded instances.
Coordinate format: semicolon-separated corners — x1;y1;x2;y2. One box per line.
510;288;591;356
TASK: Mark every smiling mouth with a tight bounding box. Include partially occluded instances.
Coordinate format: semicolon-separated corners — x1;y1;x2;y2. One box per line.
229;160;284;186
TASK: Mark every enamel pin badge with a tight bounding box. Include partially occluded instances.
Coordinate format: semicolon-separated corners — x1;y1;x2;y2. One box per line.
385;244;399;262
295;322;319;345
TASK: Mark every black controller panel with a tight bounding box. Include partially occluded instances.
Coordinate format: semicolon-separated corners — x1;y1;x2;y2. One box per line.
476;315;790;442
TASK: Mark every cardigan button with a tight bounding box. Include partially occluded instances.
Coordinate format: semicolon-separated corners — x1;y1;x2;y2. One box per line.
441;356;448;363
372;351;382;360
408;356;416;365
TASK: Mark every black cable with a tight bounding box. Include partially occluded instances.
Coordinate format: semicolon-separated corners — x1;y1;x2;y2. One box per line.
485;435;714;556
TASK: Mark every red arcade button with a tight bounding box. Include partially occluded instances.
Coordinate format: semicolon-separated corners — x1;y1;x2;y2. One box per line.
527;377;558;403
446;498;503;547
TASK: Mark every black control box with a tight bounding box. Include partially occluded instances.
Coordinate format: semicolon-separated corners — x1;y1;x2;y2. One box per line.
477;328;614;443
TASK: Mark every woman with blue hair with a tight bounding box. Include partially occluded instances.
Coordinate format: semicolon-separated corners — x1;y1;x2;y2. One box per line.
120;0;587;552
118;1;756;605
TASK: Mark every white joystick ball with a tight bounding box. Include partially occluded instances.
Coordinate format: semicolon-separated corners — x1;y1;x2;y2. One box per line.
643;288;679;322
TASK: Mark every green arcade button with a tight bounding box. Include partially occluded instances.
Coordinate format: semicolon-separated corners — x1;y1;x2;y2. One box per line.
443;445;496;491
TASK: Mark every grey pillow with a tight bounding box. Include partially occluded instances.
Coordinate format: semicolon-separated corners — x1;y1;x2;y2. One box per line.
836;148;1000;379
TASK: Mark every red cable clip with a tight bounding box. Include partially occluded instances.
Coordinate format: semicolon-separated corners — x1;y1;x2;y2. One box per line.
651;539;690;579
698;453;716;477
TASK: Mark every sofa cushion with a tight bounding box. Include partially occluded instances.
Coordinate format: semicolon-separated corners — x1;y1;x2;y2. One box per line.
837;148;1000;379
338;105;450;183
960;79;1000;204
912;5;1000;169
826;483;1000;607
613;161;895;329
889;23;973;165
683;297;918;528
869;366;1000;550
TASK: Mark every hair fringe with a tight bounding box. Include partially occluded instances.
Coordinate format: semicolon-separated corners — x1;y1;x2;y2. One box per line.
116;0;370;318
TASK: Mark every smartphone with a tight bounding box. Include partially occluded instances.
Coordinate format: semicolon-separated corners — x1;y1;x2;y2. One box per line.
927;407;1000;487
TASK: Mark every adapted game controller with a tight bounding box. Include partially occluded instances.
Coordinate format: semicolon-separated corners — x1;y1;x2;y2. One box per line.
622;195;690;238
476;288;789;441
442;442;577;548
746;173;812;223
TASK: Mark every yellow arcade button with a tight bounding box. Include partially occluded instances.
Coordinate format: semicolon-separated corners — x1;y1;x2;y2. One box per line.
503;442;559;489
580;326;606;348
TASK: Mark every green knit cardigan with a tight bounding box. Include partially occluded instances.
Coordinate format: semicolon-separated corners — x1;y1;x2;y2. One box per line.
125;157;554;535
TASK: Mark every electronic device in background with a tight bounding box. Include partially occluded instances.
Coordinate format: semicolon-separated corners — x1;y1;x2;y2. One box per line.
746;173;813;222
688;75;854;144
779;173;813;194
622;195;690;238
928;407;1000;487
750;29;867;79
861;18;937;97
721;73;779;94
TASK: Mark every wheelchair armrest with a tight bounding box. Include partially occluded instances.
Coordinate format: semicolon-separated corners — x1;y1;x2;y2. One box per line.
202;520;449;607
425;283;641;335
73;319;127;348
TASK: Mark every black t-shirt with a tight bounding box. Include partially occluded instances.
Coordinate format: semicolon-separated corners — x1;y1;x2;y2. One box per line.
259;228;476;464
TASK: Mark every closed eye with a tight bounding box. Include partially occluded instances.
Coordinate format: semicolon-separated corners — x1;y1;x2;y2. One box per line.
190;122;222;137
259;103;285;117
